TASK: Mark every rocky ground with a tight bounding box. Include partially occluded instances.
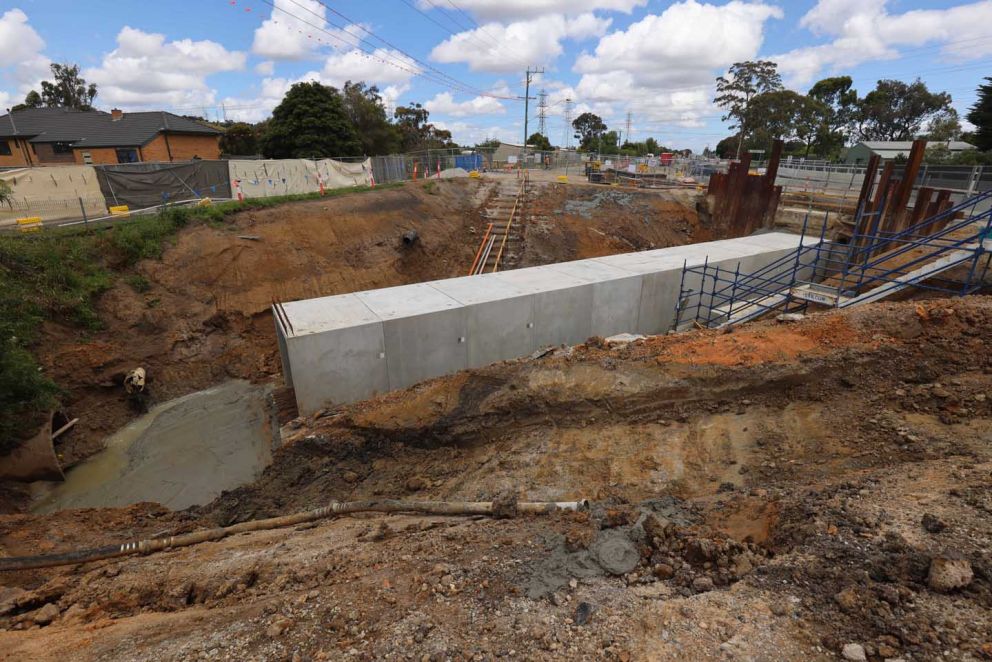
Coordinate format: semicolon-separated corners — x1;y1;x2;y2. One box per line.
1;297;990;660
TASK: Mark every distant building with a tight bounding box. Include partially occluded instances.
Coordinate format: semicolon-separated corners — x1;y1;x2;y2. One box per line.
0;107;222;167
845;140;976;164
491;141;524;164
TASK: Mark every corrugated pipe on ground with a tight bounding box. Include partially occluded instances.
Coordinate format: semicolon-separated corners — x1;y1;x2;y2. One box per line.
0;499;589;572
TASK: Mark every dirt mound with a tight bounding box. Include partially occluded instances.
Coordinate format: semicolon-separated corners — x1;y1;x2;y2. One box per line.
2;298;990;660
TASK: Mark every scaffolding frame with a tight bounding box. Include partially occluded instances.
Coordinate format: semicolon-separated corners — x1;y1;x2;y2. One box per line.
674;188;992;330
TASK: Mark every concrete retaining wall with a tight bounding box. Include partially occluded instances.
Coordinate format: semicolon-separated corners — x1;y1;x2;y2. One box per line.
276;232;817;414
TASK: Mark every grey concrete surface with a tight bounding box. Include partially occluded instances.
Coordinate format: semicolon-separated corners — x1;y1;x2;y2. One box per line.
32;380;274;512
276;233;818;414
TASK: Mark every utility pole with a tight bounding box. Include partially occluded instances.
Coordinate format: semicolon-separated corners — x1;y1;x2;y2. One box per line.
521;67;543;168
537;89;548;138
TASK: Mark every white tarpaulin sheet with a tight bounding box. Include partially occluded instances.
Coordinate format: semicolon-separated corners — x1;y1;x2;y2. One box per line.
0;165;108;226
228;158;372;199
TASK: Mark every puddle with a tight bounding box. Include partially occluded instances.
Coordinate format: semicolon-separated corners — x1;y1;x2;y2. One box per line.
32;380;276;513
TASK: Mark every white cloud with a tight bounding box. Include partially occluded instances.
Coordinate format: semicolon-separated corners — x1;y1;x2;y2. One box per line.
252;0;369;60
0;9;50;99
418;0;646;21
572;1;782;130
84;27;247;109
776;0;992;86
430;13;611;73
432;119;516;145
425;92;505;117
319;48;421;87
222;49;418;124
252;0;327;60
254;60;275;76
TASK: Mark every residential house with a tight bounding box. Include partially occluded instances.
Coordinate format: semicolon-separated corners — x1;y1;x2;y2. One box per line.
0;107;222;167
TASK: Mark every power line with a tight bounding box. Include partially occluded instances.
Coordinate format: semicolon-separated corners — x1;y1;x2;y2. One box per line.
257;0;516;100
293;0;513;100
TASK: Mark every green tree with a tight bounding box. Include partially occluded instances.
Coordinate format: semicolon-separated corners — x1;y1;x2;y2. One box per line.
26;63;98;110
394;103;455;151
10;90;42;112
571;112;607;151
808;76;858;157
747;91;826;156
219;122;259;156
527;132;552;151
855;78;952;141
342;81;402;155
927;108;962;141
967;77;992;150
644;137;660;154
714;60;783;158
261;81;362;158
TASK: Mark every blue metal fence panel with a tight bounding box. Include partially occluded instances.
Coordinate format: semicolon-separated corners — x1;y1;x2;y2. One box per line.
454;154;483;171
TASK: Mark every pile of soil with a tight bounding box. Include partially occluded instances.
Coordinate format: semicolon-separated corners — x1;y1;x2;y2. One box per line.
1;298;990;660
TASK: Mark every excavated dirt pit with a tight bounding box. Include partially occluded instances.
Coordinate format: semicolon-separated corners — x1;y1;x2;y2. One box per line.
1;298;990;661
10;178;711;512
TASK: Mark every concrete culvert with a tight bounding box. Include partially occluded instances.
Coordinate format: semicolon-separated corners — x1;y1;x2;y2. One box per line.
402;230;419;246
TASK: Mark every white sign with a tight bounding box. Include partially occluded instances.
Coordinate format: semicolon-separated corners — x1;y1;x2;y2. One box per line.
508;155;518;164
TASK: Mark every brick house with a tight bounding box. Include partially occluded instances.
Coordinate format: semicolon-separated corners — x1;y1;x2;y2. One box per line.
0;107;222;167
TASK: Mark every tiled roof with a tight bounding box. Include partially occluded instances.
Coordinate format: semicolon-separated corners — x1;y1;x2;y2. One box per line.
0;108;220;147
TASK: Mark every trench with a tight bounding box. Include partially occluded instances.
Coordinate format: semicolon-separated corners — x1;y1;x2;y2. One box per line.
31;380;277;513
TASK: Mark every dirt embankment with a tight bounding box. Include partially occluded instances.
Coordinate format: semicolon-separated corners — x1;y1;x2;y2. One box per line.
29;178;705;473
1;298;990;661
520;183;708;267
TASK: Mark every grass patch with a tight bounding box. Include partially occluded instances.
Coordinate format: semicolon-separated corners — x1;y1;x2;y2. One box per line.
125;274;152;293
0;183;398;448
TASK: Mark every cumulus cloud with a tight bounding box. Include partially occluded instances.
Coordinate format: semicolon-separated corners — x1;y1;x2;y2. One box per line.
432;119;517;145
222;49;418;123
776;0;992;85
252;0;327;60
418;0;645;21
254;60;276;76
572;1;782;129
430;13;611;73
252;0;369;60
84;26;247;109
319;48;421;87
425;92;505;117
0;9;50;99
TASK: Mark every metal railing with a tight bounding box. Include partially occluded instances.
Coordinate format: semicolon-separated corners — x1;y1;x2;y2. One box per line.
675;188;992;330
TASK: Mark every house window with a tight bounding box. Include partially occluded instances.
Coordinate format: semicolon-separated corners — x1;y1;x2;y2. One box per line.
116;148;140;163
81;151;93;164
0;140;11;156
52;141;74;154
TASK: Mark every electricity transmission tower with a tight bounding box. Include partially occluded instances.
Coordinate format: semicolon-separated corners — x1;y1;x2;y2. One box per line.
537;90;548;137
563;98;574;149
624;111;632;147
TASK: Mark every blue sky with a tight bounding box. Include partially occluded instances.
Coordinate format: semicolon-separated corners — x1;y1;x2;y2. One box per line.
1;0;991;151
